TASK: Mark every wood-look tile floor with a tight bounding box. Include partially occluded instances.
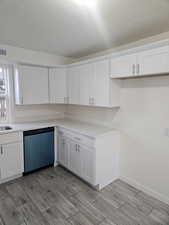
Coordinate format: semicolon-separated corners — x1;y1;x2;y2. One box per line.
0;166;169;225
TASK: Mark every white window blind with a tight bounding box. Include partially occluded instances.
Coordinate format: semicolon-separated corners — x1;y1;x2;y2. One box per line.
0;65;9;122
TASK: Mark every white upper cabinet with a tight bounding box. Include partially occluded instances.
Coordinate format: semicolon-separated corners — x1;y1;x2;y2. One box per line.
49;68;67;104
67;59;120;108
15;65;49;105
93;59;110;107
138;46;169;76
110;45;169;78
67;66;80;105
110;54;137;78
79;63;94;106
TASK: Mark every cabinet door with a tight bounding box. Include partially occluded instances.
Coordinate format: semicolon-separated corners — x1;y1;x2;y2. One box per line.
93;59;110;107
18;65;49;104
58;135;70;168
0;142;23;180
67;67;80;105
80;144;94;185
69;141;81;176
138;46;169;76
110;54;137;78
49;68;67;104
79;63;93;106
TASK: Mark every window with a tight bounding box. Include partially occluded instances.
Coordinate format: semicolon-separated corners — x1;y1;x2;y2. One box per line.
0;65;9;123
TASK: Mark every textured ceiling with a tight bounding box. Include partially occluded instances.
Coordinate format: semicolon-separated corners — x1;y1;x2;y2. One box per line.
0;0;169;58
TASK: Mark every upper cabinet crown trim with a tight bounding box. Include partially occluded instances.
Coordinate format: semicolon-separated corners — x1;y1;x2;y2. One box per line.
67;39;169;68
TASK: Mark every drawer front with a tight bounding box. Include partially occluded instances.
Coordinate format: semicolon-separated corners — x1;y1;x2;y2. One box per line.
58;128;71;138
58;128;95;148
0;132;21;145
72;134;94;148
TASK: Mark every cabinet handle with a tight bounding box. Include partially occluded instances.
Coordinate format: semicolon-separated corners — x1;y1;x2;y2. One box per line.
1;146;3;155
89;97;91;105
75;137;81;141
67;97;69;104
132;64;135;75
75;144;78;152
92;97;95;105
89;97;95;105
78;145;80;152
21;97;23;104
137;64;140;75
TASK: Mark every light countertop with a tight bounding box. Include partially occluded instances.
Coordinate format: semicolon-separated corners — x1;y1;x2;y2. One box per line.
0;119;118;138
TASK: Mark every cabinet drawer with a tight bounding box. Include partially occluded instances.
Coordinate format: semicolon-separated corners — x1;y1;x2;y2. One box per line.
0;132;21;145
72;134;95;148
58;128;95;147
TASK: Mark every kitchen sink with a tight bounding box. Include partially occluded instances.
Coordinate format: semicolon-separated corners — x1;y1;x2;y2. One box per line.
0;126;12;131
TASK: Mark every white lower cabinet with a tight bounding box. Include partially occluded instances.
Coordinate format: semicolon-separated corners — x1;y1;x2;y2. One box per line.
58;127;120;189
80;144;94;184
58;133;70;169
0;132;24;182
69;141;82;176
0;142;23;179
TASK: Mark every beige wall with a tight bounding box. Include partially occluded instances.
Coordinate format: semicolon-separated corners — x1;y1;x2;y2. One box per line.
65;105;119;127
117;76;169;203
12;104;65;123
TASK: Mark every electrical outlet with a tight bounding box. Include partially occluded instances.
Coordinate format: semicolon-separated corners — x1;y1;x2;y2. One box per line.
164;128;169;137
0;49;6;56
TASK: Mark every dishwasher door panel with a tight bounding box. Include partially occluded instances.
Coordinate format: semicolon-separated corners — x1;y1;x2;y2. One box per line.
24;130;54;173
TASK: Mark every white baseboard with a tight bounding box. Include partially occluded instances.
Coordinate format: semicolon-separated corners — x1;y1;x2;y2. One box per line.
0;174;23;184
54;162;58;167
120;176;169;206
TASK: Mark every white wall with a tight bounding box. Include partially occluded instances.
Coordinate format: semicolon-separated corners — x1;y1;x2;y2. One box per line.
0;44;73;66
117;76;169;204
